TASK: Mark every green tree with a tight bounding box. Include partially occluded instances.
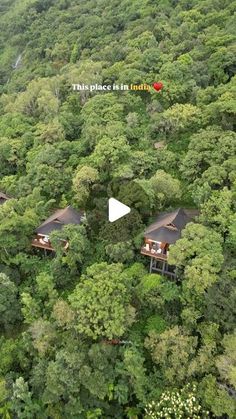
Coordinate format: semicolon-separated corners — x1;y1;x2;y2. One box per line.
169;223;224;293
73;165;99;207
149;169;182;209
145;384;209;419
11;377;41;419
50;224;89;272
200;375;236;418
204;269;236;332
0;377;11;419
199;188;235;235
0;273;20;329
90;136;132;180
105;241;134;263
69;263;136;339
216;333;236;389
181;128;236;184
151;103;202;139
145;326;197;385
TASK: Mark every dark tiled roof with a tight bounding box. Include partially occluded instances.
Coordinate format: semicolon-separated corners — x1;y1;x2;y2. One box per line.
36;206;83;235
144;208;198;244
146;226;181;244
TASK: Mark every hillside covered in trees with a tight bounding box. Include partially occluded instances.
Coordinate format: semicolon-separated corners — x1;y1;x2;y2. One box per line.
0;0;236;417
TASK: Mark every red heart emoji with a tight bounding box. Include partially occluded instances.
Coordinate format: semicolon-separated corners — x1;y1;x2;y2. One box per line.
153;82;163;91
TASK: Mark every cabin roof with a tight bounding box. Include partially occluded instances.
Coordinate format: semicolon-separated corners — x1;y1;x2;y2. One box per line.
36;206;83;235
0;192;10;205
144;208;198;244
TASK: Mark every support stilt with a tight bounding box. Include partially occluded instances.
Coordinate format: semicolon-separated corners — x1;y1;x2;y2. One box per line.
162;260;166;274
149;257;153;273
148;256;177;279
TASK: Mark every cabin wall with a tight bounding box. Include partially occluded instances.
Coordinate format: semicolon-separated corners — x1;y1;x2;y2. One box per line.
144;238;168;250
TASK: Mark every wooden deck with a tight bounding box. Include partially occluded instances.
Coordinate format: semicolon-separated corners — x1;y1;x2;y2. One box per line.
32;238;69;252
141;247;168;261
32;239;55;251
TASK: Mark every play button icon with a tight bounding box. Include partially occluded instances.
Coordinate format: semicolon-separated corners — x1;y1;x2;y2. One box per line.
108;198;131;222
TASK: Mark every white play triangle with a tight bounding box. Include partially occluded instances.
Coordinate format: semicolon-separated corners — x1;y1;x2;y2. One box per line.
108;198;131;222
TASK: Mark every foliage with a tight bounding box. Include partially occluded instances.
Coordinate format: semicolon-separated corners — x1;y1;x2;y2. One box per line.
145;326;197;385
0;0;235;416
169;223;224;293
69;263;136;339
144;384;209;419
0;273;21;330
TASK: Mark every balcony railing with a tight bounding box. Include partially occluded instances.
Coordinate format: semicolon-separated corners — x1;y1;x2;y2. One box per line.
32;238;54;251
141;246;168;260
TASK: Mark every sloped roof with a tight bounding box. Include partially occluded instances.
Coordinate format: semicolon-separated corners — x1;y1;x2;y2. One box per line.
144;208;198;244
146;226;181;243
36;206;83;235
0;192;10;205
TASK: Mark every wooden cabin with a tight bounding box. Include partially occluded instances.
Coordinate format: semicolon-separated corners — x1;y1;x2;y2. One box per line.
32;206;83;252
0;192;10;205
141;208;198;277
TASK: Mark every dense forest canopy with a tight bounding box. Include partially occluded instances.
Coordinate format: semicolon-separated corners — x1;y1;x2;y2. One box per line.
0;0;236;417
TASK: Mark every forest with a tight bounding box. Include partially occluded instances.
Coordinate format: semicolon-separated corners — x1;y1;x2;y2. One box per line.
0;0;236;417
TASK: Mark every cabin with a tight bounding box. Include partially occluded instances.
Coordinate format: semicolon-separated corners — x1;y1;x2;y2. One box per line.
32;206;84;252
0;192;10;205
141;208;198;278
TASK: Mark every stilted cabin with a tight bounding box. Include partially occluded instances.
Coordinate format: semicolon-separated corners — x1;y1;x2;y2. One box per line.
32;206;83;252
141;208;198;278
0;192;10;205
